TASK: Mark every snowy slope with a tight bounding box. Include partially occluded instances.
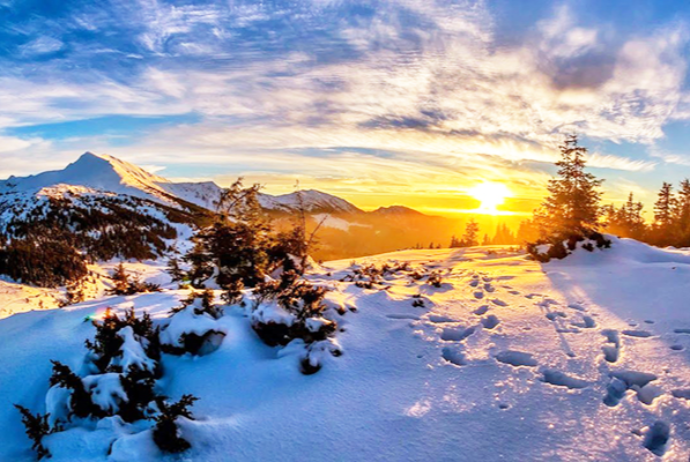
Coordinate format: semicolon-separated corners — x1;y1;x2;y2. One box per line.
258;189;362;214
0;152;361;214
0;152;221;210
2;237;690;461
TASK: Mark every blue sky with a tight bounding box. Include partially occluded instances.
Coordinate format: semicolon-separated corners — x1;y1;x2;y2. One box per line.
2;0;690;213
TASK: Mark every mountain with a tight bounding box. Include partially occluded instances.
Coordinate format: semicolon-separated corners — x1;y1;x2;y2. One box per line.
370;205;425;216
0;152;360;215
259;189;362;215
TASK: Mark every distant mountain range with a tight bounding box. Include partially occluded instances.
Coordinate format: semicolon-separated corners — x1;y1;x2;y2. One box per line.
0;152;368;216
0;152;488;269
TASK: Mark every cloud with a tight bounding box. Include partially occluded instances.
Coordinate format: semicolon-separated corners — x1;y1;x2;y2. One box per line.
19;36;64;56
0;0;689;212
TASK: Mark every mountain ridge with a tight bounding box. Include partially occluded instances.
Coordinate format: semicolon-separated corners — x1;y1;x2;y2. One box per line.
0;152;364;215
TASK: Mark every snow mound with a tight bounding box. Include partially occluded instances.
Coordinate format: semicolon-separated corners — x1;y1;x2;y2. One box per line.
3;242;690;460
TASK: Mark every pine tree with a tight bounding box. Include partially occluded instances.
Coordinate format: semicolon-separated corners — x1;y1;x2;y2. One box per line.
654;182;676;227
605;193;646;240
482;234;490;246
460;219;479;247
676;179;690;244
166;256;185;283
535;135;603;237
109;263;130;295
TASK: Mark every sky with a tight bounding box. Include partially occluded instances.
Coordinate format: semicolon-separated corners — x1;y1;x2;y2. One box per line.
2;0;690;216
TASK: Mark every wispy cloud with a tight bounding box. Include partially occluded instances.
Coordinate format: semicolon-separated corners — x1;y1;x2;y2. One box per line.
0;0;688;210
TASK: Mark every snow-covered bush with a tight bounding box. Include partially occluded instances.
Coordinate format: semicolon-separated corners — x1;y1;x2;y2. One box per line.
427;271;443;288
48;361;101;419
152;394;198;453
85;308;160;374
15;308;205;457
221;277;245;306
14;405;58;460
107;263;161;296
252;271;340;373
252;271;336;346
527;231;611;262
161;291;226;356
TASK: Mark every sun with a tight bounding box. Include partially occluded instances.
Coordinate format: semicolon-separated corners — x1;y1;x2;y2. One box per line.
469;182;511;213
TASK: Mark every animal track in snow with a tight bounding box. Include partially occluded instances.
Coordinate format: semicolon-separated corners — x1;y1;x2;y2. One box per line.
441;347;466;366
601;329;620;363
673;328;690;334
546;311;567;321
622;329;652;338
428;314;456;323
473;305;489;316
540;370;589;389
495;350;538;367
643;421;670;456
491;299;508;307
483;283;495;293
670;344;684;351
440;326;476;342
603;371;658;407
386;314;421;320
571;315;596;329
481;315;500;329
671;389;690;400
474;291;484;299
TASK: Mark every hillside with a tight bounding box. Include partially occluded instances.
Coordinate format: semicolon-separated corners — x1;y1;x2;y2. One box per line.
0;152;361;215
1;237;689;461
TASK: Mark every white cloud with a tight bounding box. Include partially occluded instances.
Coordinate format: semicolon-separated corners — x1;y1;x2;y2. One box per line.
19;36;63;56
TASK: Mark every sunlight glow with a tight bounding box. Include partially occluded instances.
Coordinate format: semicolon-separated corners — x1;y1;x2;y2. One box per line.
469;182;512;214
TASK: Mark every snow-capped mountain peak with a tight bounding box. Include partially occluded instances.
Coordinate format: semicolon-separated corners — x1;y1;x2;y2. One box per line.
0;151;170;199
0;152;362;214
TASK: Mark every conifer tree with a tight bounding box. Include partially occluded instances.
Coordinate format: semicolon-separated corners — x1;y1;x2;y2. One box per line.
109;263;130;295
460;219;480;247
482;234;490;246
654;182;676;227
535;135;603;237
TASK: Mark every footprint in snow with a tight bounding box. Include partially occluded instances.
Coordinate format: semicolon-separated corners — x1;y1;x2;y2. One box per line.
491;299;508;307
441;347;466;366
622;329;653;338
643;421;670;457
469;279;480;288
386;314;421;321
474;291;484;299
570;315;596;329
495;350;538;367
601;329;620;363
483;283;495;292
428;314;456;323
546;311;567;321
673;328;690;334
671;389;690;400
540;369;589;389
473;305;489;316
481;315;500;329
603;371;657;407
440;326;476;342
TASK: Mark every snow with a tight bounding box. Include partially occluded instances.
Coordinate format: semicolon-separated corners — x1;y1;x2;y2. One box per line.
312;213;371;231
0;152;361;215
1;238;690;460
259;189;362;214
